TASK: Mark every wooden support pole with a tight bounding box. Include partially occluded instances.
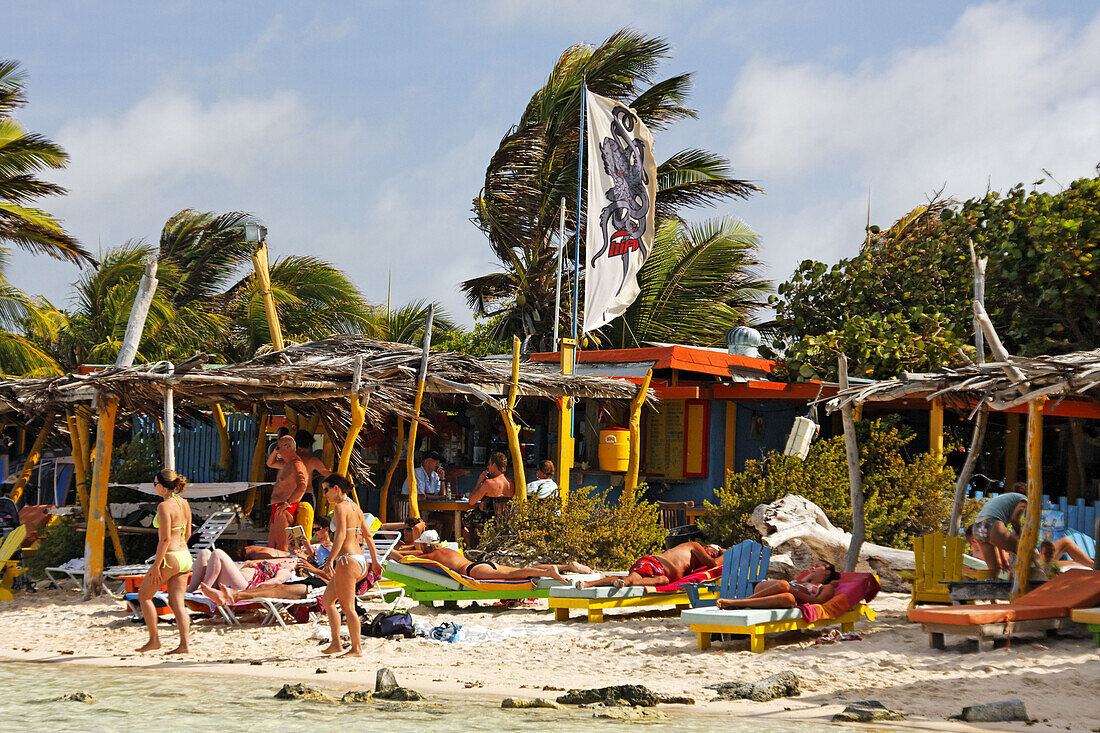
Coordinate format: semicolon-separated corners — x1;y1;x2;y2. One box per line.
379;419;405;523
115;261;158;368
11;415;55;503
929;398;944;459
162;364;175;471
83;396;119;597
1011;397;1046;600
624;369;653;497
949;405;988;536
212;403;232;475
65;413;90;515
555;338;576;504
245;410;269;515
337;394;366;508
838;354;866;573
251;241;285;351
404;306;435;519
500;336;527;501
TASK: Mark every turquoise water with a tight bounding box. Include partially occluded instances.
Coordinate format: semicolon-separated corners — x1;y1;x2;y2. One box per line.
0;661;844;733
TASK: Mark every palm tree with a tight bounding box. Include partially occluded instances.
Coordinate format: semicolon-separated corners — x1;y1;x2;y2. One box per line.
0;248;63;376
0;60;95;266
361;298;459;346
593;217;770;349
461;30;761;350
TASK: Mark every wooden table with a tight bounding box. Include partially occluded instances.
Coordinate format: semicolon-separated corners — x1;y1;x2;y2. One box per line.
419;499;471;541
685;508;705;524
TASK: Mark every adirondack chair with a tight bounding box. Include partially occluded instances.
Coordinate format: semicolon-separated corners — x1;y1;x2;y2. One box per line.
683;540;771;607
909;531;988;608
0;524;27;601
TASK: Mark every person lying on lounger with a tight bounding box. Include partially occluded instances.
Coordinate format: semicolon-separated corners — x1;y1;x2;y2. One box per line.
716;560;840;609
201;552;332;607
401;530;591;581
187;549;298;594
575;542;723;589
1037;539;1093;578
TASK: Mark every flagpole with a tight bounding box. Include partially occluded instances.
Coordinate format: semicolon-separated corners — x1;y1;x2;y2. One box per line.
552;196;566;351
571;81;585;345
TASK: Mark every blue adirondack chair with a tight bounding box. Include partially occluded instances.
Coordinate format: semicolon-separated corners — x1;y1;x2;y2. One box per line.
684;540;771;608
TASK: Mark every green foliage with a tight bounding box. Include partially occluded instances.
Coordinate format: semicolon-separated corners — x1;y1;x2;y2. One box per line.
24;517;83;579
476;487;665;570
111;436;162;485
435;316;509;356
771;177;1100;379
696;419;956;549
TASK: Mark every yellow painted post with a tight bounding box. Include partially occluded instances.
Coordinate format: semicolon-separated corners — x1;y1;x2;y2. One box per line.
319;419;337;518
379;419;405;523
11;415;55;503
83;396;119;596
555;338;576;504
212;403;232;475
245;410;269;515
337;395;367;508
251;241;285;351
724;402;738;476
1012;398;1045;600
500;336;527;501
1004;413;1020;485
65;414;90;515
929;399;944;459
624;369;653;496
404;305;436;519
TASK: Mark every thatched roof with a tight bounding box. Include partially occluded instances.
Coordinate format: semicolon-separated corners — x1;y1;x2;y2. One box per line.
0;337;650;428
826;349;1100;415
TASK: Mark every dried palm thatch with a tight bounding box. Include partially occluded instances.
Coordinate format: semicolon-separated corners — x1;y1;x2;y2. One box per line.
0;336;651;427
825;349;1100;415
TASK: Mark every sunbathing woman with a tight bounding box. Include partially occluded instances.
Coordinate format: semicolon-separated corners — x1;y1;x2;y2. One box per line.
716;561;840;609
191;549;297;594
404;531;591;581
321;474;382;658
202;551;333;606
136;469;193;654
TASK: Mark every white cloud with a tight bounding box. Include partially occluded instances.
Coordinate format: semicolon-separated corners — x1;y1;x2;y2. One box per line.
724;2;1100;280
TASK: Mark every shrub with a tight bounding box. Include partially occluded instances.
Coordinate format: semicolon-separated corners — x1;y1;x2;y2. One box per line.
696;419;956;549
24;517;84;580
476;487;665;570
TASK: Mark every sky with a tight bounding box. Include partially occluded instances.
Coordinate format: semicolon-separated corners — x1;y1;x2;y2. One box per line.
4;1;1099;327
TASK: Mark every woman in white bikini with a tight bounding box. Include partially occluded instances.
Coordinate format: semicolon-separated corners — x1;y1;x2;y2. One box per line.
320;474;381;657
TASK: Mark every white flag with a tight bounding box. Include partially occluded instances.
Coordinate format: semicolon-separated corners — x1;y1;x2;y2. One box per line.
582;89;657;333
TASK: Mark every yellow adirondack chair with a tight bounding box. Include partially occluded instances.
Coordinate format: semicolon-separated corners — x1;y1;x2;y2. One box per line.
909;531;972;608
0;525;28;601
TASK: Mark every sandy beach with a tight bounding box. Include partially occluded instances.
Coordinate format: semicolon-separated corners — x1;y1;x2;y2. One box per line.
1;587;1096;732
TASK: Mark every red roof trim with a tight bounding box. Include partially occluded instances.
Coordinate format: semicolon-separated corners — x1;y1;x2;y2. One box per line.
529;345;776;378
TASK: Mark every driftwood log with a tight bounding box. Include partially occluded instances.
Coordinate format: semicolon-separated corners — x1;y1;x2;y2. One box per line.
749;495;913;592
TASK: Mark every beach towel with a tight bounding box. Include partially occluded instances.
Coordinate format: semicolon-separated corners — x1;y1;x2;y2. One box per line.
795;572;878;622
400;557;538;591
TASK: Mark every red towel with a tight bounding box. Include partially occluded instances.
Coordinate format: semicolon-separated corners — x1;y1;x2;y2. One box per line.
650;565;722;593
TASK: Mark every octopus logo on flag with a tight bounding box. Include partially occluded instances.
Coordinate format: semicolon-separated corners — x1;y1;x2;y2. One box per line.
582;90;657;334
593;104;651;285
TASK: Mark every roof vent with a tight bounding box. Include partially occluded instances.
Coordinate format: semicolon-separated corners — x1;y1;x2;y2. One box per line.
726;326;761;358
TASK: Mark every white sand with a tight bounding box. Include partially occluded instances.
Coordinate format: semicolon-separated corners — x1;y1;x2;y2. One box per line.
1;587;1097;731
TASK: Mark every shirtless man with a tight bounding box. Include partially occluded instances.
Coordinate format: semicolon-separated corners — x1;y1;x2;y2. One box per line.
401;531;590;581
577;542;722;589
268;429;331;482
269;436;309;552
461;451;514;548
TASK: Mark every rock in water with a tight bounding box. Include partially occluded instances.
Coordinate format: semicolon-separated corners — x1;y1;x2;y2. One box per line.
655;694;695;705
340;691;374;704
273;683;333;702
556;685;659;707
708;671;800;702
56;691;97;703
832;700;905;722
376;667;399;693
374;687;425;702
501;697;563;709
958;700;1029;722
592;708;669;720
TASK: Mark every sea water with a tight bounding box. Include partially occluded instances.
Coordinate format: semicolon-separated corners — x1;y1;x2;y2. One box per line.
0;660;845;733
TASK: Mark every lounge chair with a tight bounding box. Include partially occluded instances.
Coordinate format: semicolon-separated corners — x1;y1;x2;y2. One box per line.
909;568;1100;651
905;531;993;608
683;540;771;608
0;525;27;601
680;572;880;653
547;557;726;624
45;510;237;592
384;556;582;608
1070;607;1100;648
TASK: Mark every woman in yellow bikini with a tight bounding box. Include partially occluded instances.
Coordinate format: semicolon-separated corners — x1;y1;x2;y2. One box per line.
320;474;381;657
136;469;193;654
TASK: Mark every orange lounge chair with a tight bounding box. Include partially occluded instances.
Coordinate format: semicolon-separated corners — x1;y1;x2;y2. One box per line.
908;569;1100;651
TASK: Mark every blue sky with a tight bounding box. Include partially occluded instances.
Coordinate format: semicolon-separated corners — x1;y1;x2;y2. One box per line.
4;1;1099;326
